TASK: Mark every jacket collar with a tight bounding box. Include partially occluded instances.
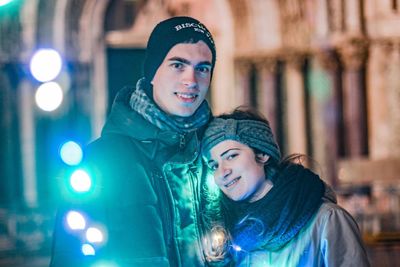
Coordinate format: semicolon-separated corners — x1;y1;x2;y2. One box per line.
101;86;201;161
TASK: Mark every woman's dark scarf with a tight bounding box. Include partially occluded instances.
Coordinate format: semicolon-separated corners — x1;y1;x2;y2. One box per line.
130;78;211;133
221;164;325;253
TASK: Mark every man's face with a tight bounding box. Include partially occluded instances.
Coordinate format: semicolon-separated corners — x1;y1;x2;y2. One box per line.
151;41;213;117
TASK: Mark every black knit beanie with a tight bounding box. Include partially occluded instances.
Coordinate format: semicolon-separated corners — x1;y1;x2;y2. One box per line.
143;16;216;91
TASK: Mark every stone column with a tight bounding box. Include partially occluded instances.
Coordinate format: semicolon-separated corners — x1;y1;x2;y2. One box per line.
387;43;400;157
18;79;38;208
367;41;392;159
328;0;344;33
254;58;278;136
0;63;21;207
284;53;308;155
312;50;341;186
338;38;368;157
315;0;329;39
344;0;363;34
234;59;252;107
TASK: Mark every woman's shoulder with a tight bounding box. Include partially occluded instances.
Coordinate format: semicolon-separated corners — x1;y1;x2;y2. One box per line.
316;201;354;222
313;200;362;238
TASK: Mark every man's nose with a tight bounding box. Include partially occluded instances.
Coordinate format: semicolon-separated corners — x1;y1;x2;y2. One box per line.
182;67;197;89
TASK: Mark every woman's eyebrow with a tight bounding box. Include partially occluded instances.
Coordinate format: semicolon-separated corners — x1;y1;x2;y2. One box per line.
220;148;240;157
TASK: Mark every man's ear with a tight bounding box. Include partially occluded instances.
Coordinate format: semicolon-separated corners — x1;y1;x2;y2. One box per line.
255;153;270;164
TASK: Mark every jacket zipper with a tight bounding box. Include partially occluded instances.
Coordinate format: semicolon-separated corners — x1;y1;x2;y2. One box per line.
161;165;182;267
189;162;207;264
153;168;179;266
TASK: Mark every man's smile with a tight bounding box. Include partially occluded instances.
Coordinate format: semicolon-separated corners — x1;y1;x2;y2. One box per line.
175;92;198;102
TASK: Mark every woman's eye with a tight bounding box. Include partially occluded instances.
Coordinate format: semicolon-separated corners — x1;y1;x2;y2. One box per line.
227;153;238;160
208;164;217;171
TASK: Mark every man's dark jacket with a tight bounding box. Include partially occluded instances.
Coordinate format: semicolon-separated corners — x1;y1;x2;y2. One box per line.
50;87;211;267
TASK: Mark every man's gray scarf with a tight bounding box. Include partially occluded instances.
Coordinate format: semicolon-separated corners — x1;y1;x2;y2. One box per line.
129;78;211;133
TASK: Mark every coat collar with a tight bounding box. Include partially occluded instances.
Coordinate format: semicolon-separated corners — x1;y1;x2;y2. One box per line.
101;86;200;161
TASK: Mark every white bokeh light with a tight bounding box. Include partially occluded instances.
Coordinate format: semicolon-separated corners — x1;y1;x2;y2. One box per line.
81;243;96;256
86;227;104;243
70;169;92;193
60;141;83;166
0;0;14;7
35;82;63;112
30;49;62;82
66;210;86;230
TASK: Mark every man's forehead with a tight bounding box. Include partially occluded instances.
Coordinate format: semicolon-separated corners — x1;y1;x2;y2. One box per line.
164;42;213;63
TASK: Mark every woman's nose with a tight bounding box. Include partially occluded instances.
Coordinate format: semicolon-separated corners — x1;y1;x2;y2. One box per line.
217;165;231;181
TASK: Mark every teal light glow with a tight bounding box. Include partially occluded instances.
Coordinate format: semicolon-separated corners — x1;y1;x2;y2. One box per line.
91;261;119;267
60;141;83;166
81;243;95;256
206;171;220;199
66;210;86;230
308;69;331;102
0;0;13;7
70;169;92;193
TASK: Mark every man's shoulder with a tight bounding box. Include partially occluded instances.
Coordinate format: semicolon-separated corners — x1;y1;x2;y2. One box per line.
85;134;146;167
87;134;135;153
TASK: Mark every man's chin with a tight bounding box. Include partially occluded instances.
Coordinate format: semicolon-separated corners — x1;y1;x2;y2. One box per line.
171;106;199;117
174;110;195;117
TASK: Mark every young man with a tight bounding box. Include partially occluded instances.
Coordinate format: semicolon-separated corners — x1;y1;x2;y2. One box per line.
50;16;216;267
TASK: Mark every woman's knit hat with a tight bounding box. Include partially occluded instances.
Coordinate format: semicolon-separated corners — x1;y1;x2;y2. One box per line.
143;16;216;83
202;118;281;162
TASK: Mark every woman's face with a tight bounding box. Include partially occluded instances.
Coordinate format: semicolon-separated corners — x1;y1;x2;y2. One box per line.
206;140;271;202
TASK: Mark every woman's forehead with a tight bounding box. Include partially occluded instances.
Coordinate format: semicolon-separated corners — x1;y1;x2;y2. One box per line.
209;140;249;157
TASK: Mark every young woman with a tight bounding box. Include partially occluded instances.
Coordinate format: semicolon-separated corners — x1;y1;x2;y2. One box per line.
201;108;370;267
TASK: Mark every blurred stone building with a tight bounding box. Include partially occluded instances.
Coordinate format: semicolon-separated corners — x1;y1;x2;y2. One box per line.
0;0;400;266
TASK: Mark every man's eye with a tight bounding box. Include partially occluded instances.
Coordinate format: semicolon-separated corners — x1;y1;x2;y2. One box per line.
196;66;211;73
171;62;184;69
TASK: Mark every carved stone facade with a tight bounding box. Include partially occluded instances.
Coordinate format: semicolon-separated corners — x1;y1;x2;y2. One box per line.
1;0;400;264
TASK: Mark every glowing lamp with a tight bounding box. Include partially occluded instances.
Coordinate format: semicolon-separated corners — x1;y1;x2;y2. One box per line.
60;141;83;166
81;243;95;256
30;49;62;82
70;169;92;193
212;231;225;249
66;210;86;230
35;82;63;112
232;244;242;252
86;227;104;243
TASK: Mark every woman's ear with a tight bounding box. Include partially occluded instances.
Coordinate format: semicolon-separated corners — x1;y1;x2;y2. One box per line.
255;153;270;164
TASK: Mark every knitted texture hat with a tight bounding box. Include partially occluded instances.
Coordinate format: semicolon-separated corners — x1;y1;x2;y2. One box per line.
202;118;281;162
143;16;216;83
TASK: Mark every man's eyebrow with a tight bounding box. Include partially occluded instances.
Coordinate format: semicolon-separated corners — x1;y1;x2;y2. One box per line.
168;57;190;65
168;57;211;66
